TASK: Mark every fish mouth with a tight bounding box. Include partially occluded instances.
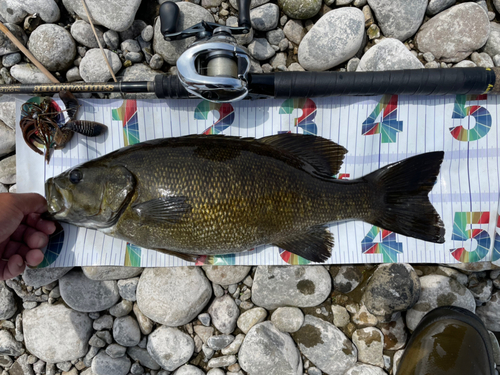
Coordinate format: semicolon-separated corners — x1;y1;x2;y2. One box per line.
45;179;69;218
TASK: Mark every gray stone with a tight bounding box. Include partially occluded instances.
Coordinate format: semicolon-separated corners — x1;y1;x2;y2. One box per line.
298;7;365;71
120;20;147;41
0;154;15;185
482;22;500;59
23;267;72;288
0;121;15;159
2;52;21;67
23;303;92;363
207;370;224;375
357;38;423;71
62;0;140;31
104;30;120;50
0;330;24;356
226;16;254;46
94;315;113;330
367;0;426;41
271;307;304;333
0;23;27;57
270;52;287;68
406;275;476;331
127;346;161;370
89;334;106;348
113;316;141;347
9;63;52;84
66;66;82;82
121;39;141;53
293;315;356;375
83;266;142;281
415;3;490;62
59;268;120;313
174;364;206;374
239;321;302;375
153;2;214;65
149;54;164;70
250;3;279;31
28;24;75;71
352;327;384;367
92;351;131;375
106;344;126;358
198;313;211;326
141;25;154;43
288;62;305;71
346;57;360;72
252;266;331;310
471;52;494;68
0;282;15;320
0;96;15;130
237;307;267;334
334;266;363;293
267;29;285;46
229;0;270;10
468;276;493;304
147;326;194;371
0;0;59;23
133;304;153;335
79;48;122;83
283;19;305;46
426;0;455;16
379;315;407;350
361;264;421;318
208;355;237;368
202;266;251;286
248;38;276;61
71;20;105;48
209;294;239;334
488;331;500;365
477;291;500;331
117;277;139;301
344;364;387;375
137;267;212;326
110;300;134;318
352;305;378;327
454;60;477;68
331;305;350;327
207;335;234;350
278;0;321;19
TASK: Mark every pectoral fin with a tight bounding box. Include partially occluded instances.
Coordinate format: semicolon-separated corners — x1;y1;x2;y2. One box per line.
274;225;333;263
132;196;191;223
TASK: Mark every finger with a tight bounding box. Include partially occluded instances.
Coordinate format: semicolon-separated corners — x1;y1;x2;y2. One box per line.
23;228;49;249
5;193;48;216
10;224;28;243
2;241;29;260
26;249;44;267
25;213;56;235
5;255;25;280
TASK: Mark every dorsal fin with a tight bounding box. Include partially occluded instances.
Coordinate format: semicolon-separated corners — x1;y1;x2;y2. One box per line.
258;133;347;176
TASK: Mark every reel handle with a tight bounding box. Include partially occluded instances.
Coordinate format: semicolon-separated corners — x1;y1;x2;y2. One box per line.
159;1;180;36
237;0;251;31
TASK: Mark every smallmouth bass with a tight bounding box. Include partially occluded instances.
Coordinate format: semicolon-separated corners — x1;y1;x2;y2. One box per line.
45;133;445;262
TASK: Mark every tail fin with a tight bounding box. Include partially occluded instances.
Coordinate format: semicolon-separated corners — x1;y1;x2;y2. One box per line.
365;151;445;243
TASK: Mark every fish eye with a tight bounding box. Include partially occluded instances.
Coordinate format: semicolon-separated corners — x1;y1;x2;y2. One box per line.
69;169;83;184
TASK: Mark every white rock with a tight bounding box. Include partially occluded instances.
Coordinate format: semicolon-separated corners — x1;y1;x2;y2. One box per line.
357;38;423;71
0;330;24;356
174;364;206;375
0;96;15;130
453;60;477;68
0;282;16;320
0;121;15;158
0;155;15;185
406;275;476;331
71;20;105;49
0;0;60;23
10;63;53;84
332;305;350;328
153;2;214;65
293;315;357;375
237;307;267;334
239;321;302;375
147;326;194;371
270;307;304;333
209;294;239;334
202;266;251;286
137;267;212;326
344;363;387;375
23;303;92;363
352;327;384;367
28;24;76;71
298;7;365;71
83;266;143;280
62;0;141;32
251;266;331;310
79;48;122;83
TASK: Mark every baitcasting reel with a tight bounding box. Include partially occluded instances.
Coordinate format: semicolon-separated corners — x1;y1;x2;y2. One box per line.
159;0;252;102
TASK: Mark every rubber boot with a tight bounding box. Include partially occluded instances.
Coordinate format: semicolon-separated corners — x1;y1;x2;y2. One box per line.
397;306;495;375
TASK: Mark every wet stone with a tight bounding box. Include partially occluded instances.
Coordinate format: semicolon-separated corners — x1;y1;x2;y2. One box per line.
378;315;407;350
334;266;364;294
344;363;387;375
352;305;378;328
476;291;500;331
352;327;384;367
278;0;322;19
332;305;350;328
292;315;357;375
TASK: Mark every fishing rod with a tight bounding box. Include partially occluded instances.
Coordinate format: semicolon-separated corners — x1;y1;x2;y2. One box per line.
0;0;499;103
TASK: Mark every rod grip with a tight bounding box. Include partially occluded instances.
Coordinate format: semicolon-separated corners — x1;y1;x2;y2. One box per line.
154;74;191;98
273;68;498;98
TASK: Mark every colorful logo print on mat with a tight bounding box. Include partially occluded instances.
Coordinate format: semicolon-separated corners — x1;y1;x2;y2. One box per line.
279;98;317;135
450;211;490;263
194;101;235;134
450;94;491;141
362;95;402;143
21;97;65;150
195;254;236;265
37;230;64;268
112;100;139;146
362;226;403;263
493;215;500;262
112;100;141;267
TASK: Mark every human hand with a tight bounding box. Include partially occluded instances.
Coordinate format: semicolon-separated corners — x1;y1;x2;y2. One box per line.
0;193;56;280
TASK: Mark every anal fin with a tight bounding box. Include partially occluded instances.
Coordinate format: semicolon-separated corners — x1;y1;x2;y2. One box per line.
274;225;333;263
153;248;198;262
